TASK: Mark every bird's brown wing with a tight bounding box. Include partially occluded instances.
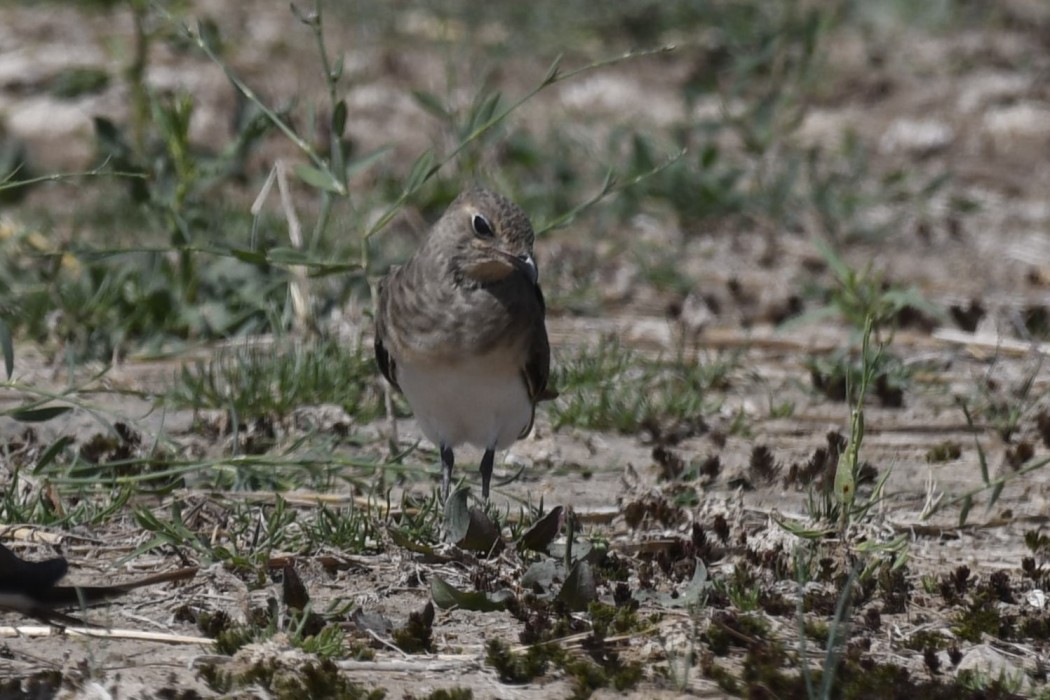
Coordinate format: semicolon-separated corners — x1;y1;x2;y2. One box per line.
373;274;401;392
518;283;557;439
522;324;554;403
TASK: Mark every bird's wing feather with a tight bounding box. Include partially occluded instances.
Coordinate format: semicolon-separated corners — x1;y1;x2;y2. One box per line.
518;283;557;439
373;275;401;392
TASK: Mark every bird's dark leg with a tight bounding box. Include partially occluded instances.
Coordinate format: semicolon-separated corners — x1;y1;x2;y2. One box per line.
479;448;495;500
440;443;455;501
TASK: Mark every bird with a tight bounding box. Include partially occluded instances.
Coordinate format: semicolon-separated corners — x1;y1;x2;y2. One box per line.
374;187;556;500
0;542;197;626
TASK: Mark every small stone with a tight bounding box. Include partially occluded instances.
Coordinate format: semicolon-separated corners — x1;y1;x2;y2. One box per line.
879;117;953;155
955;643;1025;688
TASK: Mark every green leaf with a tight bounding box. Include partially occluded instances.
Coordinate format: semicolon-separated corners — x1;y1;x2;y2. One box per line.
34;435;75;473
266;247;311;265
541;55;563;86
10;405;73;423
411;90;450;120
835;462;855;507
388;526;434;555
0;317;13;380
517;506;564;553
986;480;1005;513
443;488;471;543
679;560;710;607
331;99;347;137
343;146;393;181
469;92;502;133
444;487;502;553
520;560;559;593
431;575;512;612
557;560;596;612
959;494;973;527
959;400;989;484
227;247;269;265
403;150;436;194
462;510;501;553
464;510;503;554
548;539;594;566
855;534;909;556
813;238;852;284
293;163;342;193
771;513;837;540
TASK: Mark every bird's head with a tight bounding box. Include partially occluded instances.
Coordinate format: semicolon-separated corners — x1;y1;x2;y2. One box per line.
434;188;538;286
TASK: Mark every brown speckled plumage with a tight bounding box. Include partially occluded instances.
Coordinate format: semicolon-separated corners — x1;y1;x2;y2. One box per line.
374;188;555;498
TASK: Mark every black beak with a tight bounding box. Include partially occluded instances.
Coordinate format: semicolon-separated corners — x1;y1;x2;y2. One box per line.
518;254;538;285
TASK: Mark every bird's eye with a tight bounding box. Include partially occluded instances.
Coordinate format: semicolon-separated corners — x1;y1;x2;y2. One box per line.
472;213;494;238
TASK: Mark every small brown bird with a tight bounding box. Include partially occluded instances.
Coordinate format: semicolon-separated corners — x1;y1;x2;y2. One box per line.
374;188;555;499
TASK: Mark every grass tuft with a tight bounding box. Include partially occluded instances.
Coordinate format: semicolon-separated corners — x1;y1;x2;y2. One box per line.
549;339;733;434
170;335;388;423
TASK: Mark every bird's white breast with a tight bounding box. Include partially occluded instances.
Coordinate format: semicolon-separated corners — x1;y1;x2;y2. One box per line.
397;352;532;451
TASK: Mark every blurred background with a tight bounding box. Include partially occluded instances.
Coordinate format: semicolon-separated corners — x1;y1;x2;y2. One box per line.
3;0;1047;363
